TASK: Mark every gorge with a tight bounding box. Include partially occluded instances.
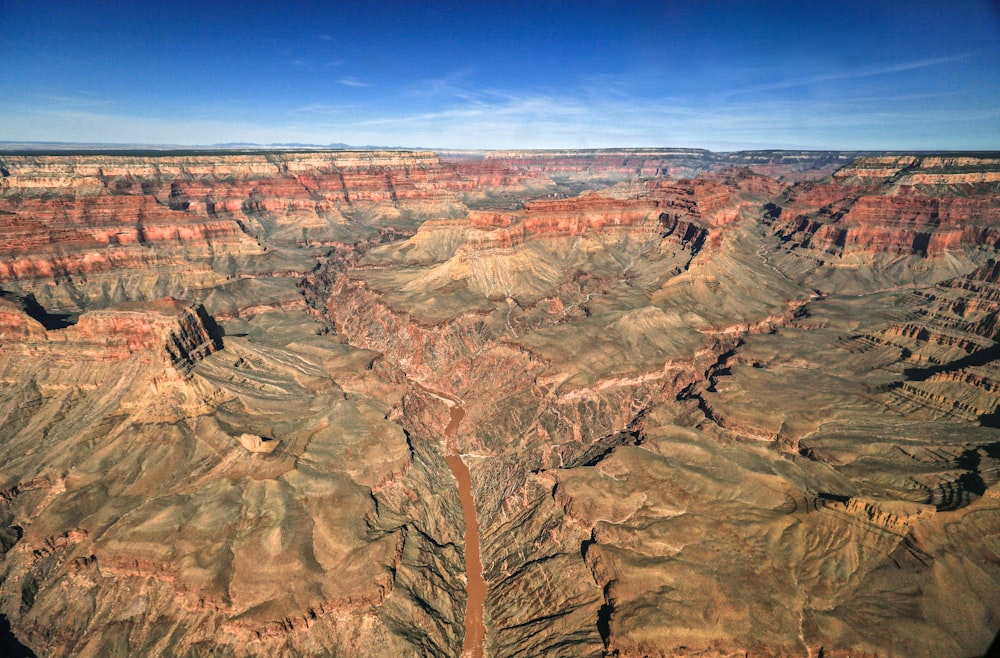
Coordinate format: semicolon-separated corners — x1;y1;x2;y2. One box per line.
442;397;485;658
0;148;998;657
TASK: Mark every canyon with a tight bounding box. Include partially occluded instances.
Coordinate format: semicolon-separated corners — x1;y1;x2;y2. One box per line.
0;148;998;658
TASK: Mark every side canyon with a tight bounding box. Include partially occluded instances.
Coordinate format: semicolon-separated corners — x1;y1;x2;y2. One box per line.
0;149;998;657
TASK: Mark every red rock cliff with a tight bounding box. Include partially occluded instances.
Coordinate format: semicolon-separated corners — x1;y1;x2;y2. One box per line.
767;155;1000;256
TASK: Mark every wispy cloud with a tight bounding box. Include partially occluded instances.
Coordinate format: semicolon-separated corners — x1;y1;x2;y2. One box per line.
406;70;482;101
328;81;998;149
336;78;369;88
3;63;997;150
729;54;970;96
315;34;333;41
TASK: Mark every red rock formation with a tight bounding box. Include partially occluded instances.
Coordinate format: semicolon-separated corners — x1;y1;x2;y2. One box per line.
768;155;1000;256
0;297;219;368
651;169;788;251
521;193;661;236
72;298;220;365
410;169;785;260
0;151;545;307
0;298;48;341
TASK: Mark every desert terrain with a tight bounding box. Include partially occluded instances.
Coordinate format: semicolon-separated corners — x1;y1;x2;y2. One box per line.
0;148;998;657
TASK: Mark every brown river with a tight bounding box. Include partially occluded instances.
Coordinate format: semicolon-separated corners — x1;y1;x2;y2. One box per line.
438;396;486;657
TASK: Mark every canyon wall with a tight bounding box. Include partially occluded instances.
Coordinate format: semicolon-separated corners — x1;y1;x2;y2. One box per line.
766;155;1000;256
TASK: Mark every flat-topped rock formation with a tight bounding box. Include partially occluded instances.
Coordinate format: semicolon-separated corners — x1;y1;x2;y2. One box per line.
0;295;220;367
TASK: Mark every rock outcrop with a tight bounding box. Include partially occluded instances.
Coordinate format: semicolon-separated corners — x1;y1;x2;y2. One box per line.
0;296;220;368
766;155;1000;256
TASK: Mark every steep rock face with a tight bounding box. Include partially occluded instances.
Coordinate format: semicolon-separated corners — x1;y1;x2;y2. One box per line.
0;297;220;368
0;298;48;342
71;298;221;367
653;168;787;253
0;192;263;281
0;151;540;314
862;260;1000;425
767;155;1000;256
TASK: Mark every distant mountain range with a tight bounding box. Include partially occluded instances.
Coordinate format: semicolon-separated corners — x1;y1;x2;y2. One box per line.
0;141;429;152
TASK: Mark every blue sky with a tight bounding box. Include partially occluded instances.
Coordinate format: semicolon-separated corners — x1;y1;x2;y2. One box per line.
2;0;999;149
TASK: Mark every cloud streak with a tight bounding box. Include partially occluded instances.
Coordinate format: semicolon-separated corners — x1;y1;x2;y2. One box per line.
2;63;997;151
728;54;971;96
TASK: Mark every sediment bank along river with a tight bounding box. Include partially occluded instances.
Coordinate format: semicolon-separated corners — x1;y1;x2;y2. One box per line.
416;384;487;658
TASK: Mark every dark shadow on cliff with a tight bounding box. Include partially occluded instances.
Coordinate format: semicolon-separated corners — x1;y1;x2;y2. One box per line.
903;343;1000;382
194;304;226;350
0;615;37;658
967;627;1000;658
986;629;1000;658
0;290;76;329
980;409;1000;429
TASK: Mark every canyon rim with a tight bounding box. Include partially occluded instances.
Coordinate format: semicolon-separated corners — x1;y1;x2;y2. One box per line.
0;147;997;657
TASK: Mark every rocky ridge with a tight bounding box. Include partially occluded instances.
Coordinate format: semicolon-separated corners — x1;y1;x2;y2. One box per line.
766;155;1000;256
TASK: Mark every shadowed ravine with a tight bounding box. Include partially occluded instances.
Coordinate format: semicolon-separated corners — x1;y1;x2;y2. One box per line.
443;401;487;658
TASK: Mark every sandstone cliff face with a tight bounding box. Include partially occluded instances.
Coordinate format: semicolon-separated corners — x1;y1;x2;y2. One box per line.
0;298;48;342
0;151;537;314
2;150;1000;658
0;295;219;368
766;155;1000;256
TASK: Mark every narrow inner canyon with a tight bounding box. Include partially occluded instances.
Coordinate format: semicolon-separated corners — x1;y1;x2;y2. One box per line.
415;380;487;657
442;401;486;658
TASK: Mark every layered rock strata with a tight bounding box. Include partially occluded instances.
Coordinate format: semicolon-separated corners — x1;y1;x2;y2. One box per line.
0;296;219;367
0;151;539;314
766;155;1000;256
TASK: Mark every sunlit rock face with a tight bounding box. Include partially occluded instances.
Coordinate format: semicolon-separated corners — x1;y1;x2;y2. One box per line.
766;155;1000;256
1;149;998;658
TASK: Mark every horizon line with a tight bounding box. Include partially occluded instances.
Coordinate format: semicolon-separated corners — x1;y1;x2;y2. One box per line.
3;141;1000;156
